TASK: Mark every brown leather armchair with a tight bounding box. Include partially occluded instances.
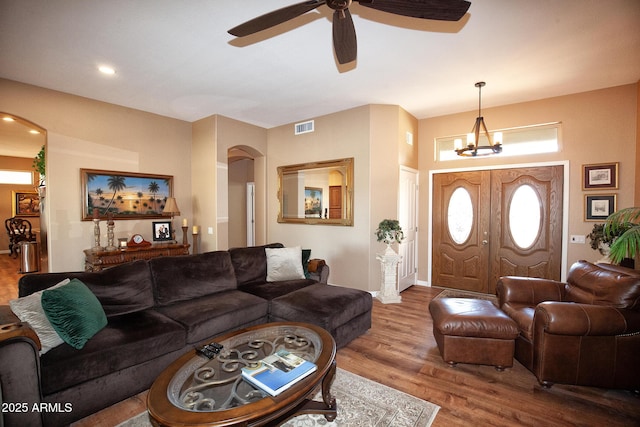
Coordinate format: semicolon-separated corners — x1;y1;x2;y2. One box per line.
497;260;640;390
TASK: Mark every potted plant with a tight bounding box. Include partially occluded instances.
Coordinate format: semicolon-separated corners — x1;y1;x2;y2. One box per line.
603;207;640;268
587;223;619;256
33;145;46;197
375;219;404;250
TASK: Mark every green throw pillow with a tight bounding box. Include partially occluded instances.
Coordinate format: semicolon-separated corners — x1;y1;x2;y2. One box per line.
302;249;312;279
41;278;107;349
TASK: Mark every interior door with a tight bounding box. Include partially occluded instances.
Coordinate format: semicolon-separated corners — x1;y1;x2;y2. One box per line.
329;186;342;219
432;166;563;294
398;167;418;291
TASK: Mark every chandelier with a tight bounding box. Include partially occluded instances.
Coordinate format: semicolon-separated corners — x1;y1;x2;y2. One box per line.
454;82;503;157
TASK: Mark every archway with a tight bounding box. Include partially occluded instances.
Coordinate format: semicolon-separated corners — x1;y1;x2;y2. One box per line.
228;145;266;248
0;112;48;272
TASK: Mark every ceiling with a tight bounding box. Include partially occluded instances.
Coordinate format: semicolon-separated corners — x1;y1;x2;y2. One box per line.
1;0;640;136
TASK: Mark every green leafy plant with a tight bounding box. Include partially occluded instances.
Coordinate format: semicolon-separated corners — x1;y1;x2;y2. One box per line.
604;207;640;265
33;145;45;183
375;219;404;245
587;223;627;255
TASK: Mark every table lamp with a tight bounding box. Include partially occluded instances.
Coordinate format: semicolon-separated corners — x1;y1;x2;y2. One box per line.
162;197;180;243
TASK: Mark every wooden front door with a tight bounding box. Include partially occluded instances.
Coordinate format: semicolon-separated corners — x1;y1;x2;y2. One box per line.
432;165;563;294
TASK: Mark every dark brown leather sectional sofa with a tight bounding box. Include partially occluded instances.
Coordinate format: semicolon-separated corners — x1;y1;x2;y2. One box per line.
0;243;372;426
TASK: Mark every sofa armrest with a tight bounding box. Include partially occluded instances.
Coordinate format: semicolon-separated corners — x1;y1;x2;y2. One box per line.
308;259;330;284
534;301;640;336
0;307;44;426
496;276;564;308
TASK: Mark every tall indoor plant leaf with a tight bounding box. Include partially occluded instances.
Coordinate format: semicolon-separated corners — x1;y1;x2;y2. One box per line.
604;207;640;265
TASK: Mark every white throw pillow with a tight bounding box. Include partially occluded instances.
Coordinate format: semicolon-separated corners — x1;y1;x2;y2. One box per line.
9;278;70;354
265;246;306;282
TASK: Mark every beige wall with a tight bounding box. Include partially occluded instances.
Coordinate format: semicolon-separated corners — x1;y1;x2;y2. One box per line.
0;79;193;272
418;83;638;283
636;81;640;205
267;104;418;292
191;114;268;253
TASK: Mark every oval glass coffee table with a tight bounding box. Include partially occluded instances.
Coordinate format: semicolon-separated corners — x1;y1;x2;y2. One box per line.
147;322;337;426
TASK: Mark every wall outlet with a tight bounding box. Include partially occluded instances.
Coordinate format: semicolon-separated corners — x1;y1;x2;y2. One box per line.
570;235;586;244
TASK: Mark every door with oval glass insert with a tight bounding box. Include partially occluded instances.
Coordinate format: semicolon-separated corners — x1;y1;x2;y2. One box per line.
432;170;492;293
432;166;563;294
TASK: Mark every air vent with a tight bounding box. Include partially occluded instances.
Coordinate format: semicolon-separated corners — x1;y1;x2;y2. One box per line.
294;120;314;135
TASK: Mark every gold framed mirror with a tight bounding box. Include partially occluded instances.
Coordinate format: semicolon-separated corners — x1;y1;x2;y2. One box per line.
277;158;353;226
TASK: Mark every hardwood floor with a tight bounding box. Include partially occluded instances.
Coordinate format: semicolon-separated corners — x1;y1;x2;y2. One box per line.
0;254;22;303
2;262;638;426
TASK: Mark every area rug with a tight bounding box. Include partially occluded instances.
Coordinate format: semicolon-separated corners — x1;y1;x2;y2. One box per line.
118;368;439;427
432;287;498;305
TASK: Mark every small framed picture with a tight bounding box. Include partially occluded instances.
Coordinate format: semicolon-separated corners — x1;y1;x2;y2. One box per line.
304;187;323;218
582;162;619;190
152;221;172;242
585;194;617;221
12;191;40;217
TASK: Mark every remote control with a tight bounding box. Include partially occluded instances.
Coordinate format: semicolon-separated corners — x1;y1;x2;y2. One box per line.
196;342;224;359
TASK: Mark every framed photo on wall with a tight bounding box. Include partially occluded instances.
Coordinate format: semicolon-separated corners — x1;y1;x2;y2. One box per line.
585;194;617;221
152;221;172;242
304;187;323;218
12;191;40;217
582;162;619;190
81;169;173;220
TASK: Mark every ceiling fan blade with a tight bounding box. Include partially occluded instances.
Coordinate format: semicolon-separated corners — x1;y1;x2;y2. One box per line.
356;0;471;21
333;9;357;64
228;0;326;37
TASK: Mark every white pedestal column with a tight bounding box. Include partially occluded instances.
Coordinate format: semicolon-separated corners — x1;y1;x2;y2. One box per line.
376;245;402;304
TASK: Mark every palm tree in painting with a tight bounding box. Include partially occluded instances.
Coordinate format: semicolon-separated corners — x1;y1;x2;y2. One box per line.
148;181;160;212
137;192;144;213
94;188;103;214
105;175;126;214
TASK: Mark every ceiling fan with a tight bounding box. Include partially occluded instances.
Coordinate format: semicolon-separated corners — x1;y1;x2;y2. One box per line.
228;0;471;65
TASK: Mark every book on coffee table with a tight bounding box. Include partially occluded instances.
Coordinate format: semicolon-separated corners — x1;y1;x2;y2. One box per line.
241;349;317;396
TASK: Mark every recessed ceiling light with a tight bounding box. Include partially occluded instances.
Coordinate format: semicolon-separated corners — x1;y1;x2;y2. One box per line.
29;130;40;134
3;117;15;122
98;65;116;75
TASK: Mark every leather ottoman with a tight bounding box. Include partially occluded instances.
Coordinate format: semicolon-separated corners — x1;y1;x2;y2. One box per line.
428;297;519;371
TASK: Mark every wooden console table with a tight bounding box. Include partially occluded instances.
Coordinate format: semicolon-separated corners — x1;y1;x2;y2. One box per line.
84;243;190;271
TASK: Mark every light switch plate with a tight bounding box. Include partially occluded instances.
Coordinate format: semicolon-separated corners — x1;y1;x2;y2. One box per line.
570;235;586;244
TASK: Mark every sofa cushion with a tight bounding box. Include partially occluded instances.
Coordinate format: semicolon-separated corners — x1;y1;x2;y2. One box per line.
156;290;269;344
18;261;155;317
271;284;373;332
40;309;185;395
150;251;238;306
9;278;69;354
240;279;316;301
265;246;306;281
229;243;284;286
41;279;108;350
565;260;640;309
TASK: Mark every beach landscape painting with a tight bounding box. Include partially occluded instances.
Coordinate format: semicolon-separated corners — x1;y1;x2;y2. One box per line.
81;169;173;220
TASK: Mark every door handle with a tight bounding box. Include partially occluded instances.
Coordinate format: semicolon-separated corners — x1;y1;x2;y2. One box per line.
482;240;488;245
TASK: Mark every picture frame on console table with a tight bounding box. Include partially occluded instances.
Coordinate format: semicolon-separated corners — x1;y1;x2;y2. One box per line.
585;194;616;221
582;162;619;190
81;169;173;220
152;221;173;242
